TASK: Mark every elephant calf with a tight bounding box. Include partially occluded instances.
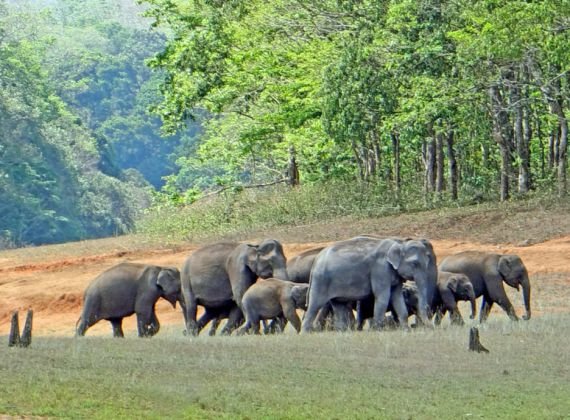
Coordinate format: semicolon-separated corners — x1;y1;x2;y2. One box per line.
433;271;477;326
238;279;309;335
76;262;181;337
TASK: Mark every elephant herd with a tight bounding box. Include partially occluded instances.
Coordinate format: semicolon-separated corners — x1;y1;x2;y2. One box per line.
75;235;531;338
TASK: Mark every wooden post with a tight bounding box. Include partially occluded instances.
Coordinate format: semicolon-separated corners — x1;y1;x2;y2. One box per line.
469;327;489;353
8;311;20;347
20;310;33;347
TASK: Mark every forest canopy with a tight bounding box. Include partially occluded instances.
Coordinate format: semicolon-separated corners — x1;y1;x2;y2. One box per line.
1;0;569;247
143;0;570;203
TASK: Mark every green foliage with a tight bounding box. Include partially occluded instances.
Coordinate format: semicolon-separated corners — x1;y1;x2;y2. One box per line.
141;0;570;214
0;0;152;247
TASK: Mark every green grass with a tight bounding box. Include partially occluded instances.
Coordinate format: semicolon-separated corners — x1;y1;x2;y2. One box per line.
2;316;569;419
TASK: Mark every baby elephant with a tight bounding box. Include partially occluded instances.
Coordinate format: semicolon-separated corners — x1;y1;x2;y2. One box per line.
76;262;181;338
238;279;309;335
434;271;477;326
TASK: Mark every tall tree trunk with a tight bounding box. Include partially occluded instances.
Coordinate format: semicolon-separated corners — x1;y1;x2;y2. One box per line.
391;132;400;194
529;60;568;196
423;137;436;194
521;101;532;191
445;130;458;200
511;75;529;194
499;144;511;201
536;112;545;179
287;145;299;186
351;140;365;181
549;129;557;170
435;133;445;194
489;83;514;201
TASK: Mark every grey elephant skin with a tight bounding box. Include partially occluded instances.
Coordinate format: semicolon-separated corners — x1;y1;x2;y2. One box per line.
439;251;531;322
238;278;309;334
302;237;434;332
76;262;181;337
181;239;288;336
356;282;419;330
433;271;477;325
286;247;324;283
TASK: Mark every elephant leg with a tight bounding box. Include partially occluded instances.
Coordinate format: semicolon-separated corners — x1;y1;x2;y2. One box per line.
331;302;353;331
109;318;125;338
282;302;302;333
390;285;409;329
184;293;200;336
236;320;252;336
264;316;286;334
251;317;262;335
208;317;222;336
301;293;330;333
315;302;335;331
479;296;493;323
449;308;465;326
356;296;374;331
487;283;519;321
220;306;244;335
196;310;216;335
371;291;391;330
433;308;445;326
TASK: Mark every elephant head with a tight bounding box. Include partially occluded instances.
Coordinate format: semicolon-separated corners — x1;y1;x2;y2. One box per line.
448;273;477;319
386;239;432;326
291;284;309;310
156;267;181;308
250;239;289;281
498;255;531;320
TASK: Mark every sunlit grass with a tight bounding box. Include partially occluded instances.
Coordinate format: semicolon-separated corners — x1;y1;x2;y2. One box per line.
1;315;569;419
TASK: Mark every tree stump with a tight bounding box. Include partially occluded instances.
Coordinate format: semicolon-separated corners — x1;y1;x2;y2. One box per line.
20;310;33;347
8;311;20;347
8;309;33;348
469;327;489;353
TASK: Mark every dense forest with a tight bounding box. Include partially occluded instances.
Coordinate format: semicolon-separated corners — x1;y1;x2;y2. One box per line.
144;0;569;202
1;0;569;247
0;0;196;247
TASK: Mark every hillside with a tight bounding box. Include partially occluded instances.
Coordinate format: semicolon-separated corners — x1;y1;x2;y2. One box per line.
1;203;569;336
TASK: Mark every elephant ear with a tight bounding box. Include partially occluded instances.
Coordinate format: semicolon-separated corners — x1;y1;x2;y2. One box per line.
291;285;309;310
387;242;403;270
447;276;459;293
258;239;277;254
498;255;513;279
156;268;181;307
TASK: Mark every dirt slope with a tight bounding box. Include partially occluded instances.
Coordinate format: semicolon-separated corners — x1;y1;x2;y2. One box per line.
1;228;569;337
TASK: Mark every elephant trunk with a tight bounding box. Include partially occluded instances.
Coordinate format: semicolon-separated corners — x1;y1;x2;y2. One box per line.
468;290;477;320
521;270;531;320
413;274;432;327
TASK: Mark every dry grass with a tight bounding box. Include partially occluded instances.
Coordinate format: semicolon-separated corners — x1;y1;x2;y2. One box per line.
1;316;569;419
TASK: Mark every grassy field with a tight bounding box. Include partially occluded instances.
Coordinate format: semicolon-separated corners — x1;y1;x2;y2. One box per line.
2;195;570;419
1;315;569;419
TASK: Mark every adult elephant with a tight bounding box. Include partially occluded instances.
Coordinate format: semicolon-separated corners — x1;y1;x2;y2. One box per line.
76;262;181;337
439;251;531;322
181;239;288;336
302;237;434;332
